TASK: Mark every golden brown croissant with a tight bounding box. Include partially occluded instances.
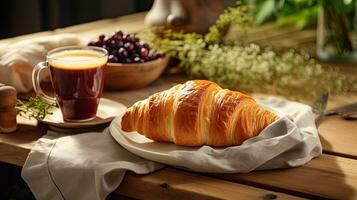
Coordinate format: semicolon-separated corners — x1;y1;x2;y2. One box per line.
121;80;278;146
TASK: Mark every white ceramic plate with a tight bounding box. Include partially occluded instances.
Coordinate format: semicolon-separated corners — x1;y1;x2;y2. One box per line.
109;103;285;166
39;98;127;129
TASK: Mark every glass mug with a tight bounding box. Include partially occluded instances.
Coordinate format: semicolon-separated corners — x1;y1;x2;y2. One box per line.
32;46;108;122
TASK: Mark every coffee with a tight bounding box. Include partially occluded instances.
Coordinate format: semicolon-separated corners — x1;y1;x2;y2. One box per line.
48;49;107;121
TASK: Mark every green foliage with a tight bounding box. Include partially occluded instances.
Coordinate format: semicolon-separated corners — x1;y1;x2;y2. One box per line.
246;0;320;29
320;0;356;55
251;0;275;25
325;0;356;14
205;1;251;44
245;0;356;29
276;5;318;29
146;3;357;102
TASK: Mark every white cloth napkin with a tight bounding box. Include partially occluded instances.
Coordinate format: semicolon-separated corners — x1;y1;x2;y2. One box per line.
170;97;322;173
21;97;322;200
0;34;81;93
22;129;163;200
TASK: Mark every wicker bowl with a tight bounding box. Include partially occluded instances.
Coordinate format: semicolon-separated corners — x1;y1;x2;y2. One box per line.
104;56;169;90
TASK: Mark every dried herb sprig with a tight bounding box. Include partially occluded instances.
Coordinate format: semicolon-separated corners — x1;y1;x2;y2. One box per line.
16;97;56;120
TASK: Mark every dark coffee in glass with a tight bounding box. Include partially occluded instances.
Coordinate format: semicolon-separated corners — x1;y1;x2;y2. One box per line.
32;46;108;122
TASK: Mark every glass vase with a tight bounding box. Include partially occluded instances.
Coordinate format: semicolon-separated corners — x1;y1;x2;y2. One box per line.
317;0;357;62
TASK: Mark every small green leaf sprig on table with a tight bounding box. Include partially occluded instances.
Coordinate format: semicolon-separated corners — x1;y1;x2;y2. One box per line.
146;2;357;103
16;97;56;120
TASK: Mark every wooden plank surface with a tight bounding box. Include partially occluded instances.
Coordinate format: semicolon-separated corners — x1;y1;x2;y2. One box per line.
213;154;357;199
117;168;303;200
319;116;357;159
0;117;46;166
1;11;357;200
0;75;356;199
2;119;357;199
161;156;357;200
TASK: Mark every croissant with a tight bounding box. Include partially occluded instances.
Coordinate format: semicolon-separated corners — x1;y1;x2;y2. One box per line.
121;80;278;146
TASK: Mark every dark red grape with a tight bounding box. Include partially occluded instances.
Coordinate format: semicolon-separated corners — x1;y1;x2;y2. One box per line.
105;38;112;45
108;55;118;63
132;53;139;58
118;48;128;57
142;43;149;49
102;45;111;52
133;57;140;63
126;36;132;41
146;56;153;61
124;42;134;51
114;30;123;36
155;52;164;58
111;50;118;57
110;40;117;48
132;37;139;43
112;33;122;41
98;34;105;42
88;30;164;63
88;42;95;46
88;40;102;47
134;42;142;51
122;34;130;42
115;41;123;48
140;47;149;58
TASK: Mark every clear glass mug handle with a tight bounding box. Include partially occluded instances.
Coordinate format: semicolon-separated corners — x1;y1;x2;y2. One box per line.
32;61;56;104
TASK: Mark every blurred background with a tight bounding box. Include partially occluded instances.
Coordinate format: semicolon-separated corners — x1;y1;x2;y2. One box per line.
0;0;154;39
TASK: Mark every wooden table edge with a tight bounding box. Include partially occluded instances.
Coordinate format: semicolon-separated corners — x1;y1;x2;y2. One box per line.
1;11;357;200
0;141;306;199
2;137;354;199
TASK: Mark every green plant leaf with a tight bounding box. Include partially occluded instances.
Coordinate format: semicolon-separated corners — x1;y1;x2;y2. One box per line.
254;0;276;24
276;5;318;29
325;0;355;14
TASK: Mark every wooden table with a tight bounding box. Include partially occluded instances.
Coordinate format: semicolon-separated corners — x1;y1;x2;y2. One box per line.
1;12;357;200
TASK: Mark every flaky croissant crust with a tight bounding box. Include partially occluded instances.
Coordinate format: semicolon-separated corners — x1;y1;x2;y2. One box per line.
121;80;278;146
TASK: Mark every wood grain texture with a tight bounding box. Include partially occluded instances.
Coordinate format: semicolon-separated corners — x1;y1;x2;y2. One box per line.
319;116;357;159
3;75;357;199
0;116;46;166
117;168;303;200
0;11;357;200
212;154;357;200
105;56;169;90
